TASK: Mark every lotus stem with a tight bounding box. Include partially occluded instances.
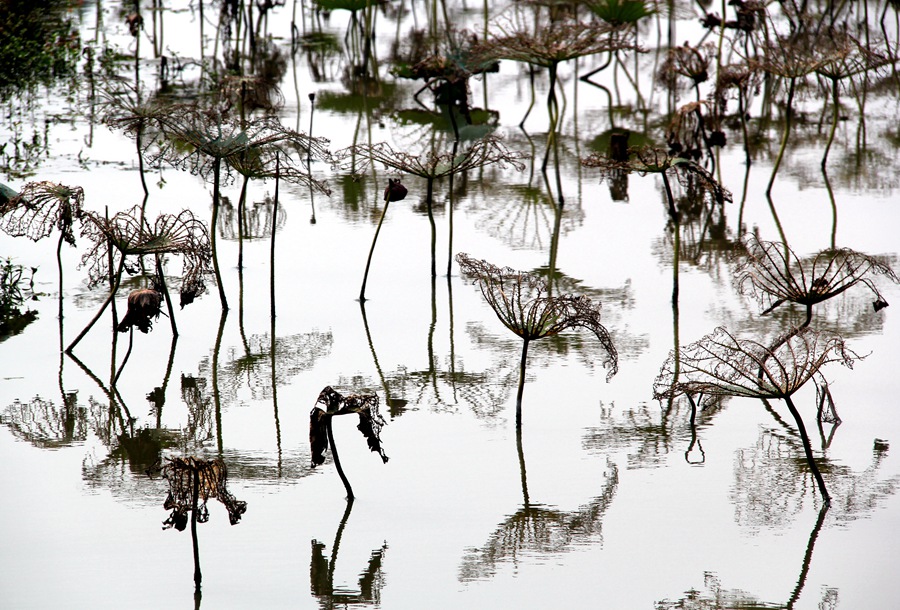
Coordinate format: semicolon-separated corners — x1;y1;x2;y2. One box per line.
156;255;178;337
191;468;202;589
114;327;133;384
766;77;795;197
210;157;229;311
359;200;390;302
56;231;64;324
426;177;436;278
821;76;839;170
515;337;530;430
516;425;530;507
271;154;279;320
65;255;127;353
784;394;831;505
326;415;354;500
541;62;560;174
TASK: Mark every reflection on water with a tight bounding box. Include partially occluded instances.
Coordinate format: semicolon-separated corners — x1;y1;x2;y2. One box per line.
1;393;86;448
310;500;388;609
658;505;834;610
460;459;618;582
1;0;900;608
583;398;726;469
733;419;900;528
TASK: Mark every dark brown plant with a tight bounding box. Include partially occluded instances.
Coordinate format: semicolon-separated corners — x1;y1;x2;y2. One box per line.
117;287;163;334
470;5;637;169
310;385;388;500
456;253;618;429
151;456;247;589
0;180;86;321
582;146;732;222
653;325;863;504
156;456;247;530
336;135;526;295
66;206;213;352
0;181;84;245
733;235;899;327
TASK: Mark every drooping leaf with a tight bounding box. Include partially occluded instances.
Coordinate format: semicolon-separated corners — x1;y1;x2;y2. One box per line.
0;181;84;245
456;253;618;380
310;386;389;465
310;408;329;467
154;456;247;529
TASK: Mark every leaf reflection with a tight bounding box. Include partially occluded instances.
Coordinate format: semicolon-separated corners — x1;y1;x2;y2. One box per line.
733;424;900;528
1;394;86;448
459;459;618;582
310;500;388;609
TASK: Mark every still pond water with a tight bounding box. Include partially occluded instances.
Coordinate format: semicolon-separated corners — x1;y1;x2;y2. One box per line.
2;1;900;608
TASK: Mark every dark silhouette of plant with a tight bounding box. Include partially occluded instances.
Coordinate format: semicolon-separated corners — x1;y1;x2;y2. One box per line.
582;146;732;223
733;236;898;327
310;500;388;608
658;42;714;102
146;104;331;310
813;29;892;170
456;253;618;430
459;459;619;582
151;456;247;590
0;258;38;339
117;287;163;334
653;325;863;504
0;181;85;320
745;22;850;195
471;5;636;170
392;28;499;138
310;386;389;500
67;206;212;352
336;135;525;289
586;0;656;27
358;178;408;302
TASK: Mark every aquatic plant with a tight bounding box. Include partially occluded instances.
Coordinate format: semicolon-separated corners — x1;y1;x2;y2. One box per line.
471;4;637;170
0;181;85;319
117;287;163;334
0;0;80;102
337;134;525;290
653;326;863;504
813;29;892;169
358;178;408;302
152;456;247;589
586;0;657;27
456;253;618;430
309;386;389;500
733;235;898;327
147;104;331;310
0;258;38;339
745;22;851;195
392;28;499;137
310;500;387;607
582;146;732;223
658;42;715;100
67;206;212;352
